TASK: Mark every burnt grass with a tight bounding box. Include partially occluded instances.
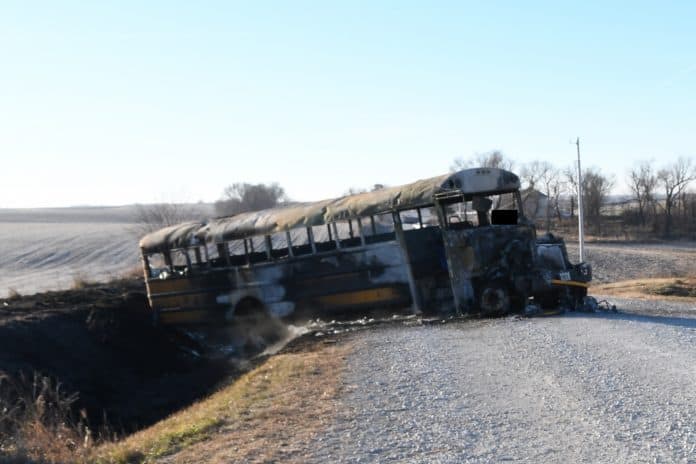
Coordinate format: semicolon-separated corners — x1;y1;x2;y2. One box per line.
0;277;246;437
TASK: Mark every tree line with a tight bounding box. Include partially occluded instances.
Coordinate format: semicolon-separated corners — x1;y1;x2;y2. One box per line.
625;157;696;238
452;150;695;239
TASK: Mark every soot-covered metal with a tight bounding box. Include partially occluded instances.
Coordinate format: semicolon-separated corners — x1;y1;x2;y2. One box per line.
138;168;592;326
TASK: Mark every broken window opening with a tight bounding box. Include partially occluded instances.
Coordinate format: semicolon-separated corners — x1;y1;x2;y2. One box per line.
291;228;313;256
444;202;472;229
225;240;247;266
335;220;362;248
399;209;421;230
312;224;337;253
356;217;366;246
444;192;521;229
366;213;396;244
307;227;317;254
270;232;290;260
212;242;229;267
244;236;269;264
330;222;341;249
145;253;167;278
190;247;203;266
170;249;190;276
418;206;438;228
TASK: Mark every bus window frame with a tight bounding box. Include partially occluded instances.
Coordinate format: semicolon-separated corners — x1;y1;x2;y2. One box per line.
175;210;430;273
307;226;317;254
356;217;366;246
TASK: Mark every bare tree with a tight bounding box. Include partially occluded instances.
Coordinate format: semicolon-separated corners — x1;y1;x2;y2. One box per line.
520;160;551;190
583;168;615;234
657;157;695;238
627;161;657;226
133;202;205;236
520;161;566;228
451;150;514;172
684;192;696;238
215;182;288;217
564;166;578;218
538;165;564;232
565;167;614;234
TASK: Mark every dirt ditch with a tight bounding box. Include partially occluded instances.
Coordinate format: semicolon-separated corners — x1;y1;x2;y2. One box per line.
0;278;258;441
0;277;412;453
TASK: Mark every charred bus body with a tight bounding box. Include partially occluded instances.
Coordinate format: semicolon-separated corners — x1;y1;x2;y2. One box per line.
139;168;591;325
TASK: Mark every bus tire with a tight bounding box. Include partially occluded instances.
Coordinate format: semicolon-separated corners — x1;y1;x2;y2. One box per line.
478;281;510;316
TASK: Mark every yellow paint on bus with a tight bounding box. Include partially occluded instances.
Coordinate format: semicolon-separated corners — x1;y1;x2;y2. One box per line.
316;287;403;307
550;279;589;289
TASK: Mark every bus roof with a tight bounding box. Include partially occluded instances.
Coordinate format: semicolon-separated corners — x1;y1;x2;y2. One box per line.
139;168;520;253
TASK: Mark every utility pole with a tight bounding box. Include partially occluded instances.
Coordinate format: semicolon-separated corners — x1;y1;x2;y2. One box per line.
576;137;585;262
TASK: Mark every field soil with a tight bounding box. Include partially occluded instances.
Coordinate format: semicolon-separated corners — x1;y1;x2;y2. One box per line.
0;205;213;298
0;207;142;298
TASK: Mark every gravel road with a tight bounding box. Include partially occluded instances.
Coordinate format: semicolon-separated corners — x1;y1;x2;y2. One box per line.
307;298;696;463
566;242;696;283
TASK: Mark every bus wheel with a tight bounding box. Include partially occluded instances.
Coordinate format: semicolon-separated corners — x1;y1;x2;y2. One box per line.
479;282;510;316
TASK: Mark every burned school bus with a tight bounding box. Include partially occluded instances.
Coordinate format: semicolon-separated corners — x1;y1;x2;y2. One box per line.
139;168;592;325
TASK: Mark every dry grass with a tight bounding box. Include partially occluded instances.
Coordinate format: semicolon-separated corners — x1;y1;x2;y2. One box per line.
96;339;351;464
0;372;95;464
593;277;696;302
71;273;94;291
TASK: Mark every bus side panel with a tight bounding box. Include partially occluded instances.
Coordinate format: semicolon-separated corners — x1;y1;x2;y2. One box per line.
146;241;414;324
146;272;233;324
286;242;412;317
146;264;293;324
402;226;454;313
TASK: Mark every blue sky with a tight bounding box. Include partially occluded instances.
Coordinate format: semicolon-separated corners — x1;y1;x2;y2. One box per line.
1;1;694;207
